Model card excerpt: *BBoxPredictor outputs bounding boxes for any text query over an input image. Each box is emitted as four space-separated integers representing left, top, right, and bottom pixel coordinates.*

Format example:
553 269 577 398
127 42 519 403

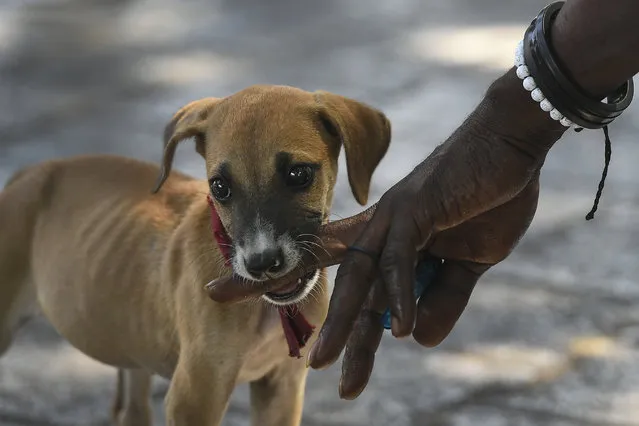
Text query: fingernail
308 337 334 370
307 339 321 368
338 378 363 400
391 316 406 338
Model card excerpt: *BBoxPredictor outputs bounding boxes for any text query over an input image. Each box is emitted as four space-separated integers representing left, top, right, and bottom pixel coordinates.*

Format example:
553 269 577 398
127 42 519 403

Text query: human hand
307 72 568 398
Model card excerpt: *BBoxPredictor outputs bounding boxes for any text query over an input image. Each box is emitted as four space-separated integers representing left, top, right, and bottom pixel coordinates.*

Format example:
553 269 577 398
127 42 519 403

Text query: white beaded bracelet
514 40 582 130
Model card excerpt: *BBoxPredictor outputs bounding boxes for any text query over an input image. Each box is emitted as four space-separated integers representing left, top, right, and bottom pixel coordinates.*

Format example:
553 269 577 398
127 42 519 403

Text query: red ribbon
206 195 233 266
278 305 315 359
206 195 314 358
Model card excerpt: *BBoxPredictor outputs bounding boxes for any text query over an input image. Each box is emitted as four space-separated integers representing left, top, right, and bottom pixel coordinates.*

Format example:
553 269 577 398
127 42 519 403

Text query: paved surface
2 0 639 425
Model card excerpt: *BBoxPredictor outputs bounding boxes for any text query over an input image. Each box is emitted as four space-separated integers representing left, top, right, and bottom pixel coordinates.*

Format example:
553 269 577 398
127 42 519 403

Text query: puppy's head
155 85 390 305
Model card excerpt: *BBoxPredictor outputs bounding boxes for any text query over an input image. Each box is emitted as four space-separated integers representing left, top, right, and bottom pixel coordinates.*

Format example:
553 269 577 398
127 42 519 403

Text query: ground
2 0 639 425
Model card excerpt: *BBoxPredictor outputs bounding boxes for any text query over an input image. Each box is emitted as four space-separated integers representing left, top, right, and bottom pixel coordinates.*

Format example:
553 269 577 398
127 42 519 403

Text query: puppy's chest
236 308 293 383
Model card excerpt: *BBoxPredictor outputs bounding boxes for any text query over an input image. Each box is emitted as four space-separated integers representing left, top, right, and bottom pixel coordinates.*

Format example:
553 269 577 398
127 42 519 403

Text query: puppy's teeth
297 278 302 284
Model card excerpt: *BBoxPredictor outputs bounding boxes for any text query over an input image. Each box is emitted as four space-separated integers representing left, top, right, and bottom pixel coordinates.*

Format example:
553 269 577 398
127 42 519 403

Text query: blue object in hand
381 256 443 330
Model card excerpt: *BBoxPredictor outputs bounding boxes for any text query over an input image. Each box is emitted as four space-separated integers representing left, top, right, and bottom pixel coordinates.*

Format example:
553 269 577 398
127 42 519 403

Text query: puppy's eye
286 165 314 189
210 177 231 201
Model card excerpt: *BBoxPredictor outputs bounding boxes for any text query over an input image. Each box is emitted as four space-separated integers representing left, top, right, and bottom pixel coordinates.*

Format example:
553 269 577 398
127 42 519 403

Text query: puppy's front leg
250 359 309 426
165 355 239 426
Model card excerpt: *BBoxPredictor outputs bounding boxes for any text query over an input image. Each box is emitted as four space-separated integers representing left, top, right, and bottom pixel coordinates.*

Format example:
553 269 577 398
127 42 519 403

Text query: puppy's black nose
245 249 285 277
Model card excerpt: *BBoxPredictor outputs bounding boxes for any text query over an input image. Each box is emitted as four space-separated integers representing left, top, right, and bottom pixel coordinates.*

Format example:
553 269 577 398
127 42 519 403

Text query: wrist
476 68 567 156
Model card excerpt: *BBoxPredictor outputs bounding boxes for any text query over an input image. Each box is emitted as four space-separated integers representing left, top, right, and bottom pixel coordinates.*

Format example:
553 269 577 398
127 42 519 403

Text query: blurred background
2 0 639 425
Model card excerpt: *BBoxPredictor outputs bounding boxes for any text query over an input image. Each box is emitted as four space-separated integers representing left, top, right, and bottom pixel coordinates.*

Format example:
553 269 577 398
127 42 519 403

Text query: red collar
206 195 315 358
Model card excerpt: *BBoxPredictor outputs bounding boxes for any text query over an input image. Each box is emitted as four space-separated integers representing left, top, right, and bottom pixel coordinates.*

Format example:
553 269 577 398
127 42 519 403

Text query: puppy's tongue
269 280 299 295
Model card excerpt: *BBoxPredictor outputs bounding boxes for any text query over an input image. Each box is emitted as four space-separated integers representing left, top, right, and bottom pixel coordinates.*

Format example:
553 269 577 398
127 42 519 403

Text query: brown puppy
0 85 390 425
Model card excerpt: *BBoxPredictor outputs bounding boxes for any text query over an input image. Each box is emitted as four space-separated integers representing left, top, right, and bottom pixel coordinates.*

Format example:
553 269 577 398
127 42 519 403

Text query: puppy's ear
152 97 222 193
314 92 391 205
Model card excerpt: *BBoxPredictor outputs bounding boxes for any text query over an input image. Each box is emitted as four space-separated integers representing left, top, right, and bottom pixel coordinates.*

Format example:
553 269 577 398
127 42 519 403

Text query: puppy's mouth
263 269 320 305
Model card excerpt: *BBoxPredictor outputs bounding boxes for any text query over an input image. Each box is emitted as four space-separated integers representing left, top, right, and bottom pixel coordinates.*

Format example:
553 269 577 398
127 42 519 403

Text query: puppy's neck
170 197 229 289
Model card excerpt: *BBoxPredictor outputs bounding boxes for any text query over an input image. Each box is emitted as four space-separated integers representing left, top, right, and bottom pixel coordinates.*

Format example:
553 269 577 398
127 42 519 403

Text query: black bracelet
516 2 636 220
522 1 634 130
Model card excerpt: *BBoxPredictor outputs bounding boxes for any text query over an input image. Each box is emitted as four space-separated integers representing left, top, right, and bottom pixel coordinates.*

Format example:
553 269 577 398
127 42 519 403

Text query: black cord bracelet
515 1 635 220
522 1 634 130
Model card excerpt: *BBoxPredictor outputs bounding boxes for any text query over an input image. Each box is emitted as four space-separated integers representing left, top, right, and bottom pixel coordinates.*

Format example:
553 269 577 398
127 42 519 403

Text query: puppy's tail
0 163 48 356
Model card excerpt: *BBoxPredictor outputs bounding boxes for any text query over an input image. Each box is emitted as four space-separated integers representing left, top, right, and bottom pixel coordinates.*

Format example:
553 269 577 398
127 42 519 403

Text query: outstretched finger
378 217 424 337
339 278 386 399
412 260 488 347
308 207 390 370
